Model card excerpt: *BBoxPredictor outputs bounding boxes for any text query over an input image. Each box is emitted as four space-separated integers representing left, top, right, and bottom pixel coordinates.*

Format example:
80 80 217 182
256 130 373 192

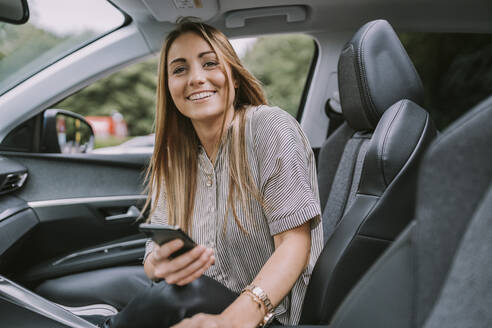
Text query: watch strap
242 284 275 327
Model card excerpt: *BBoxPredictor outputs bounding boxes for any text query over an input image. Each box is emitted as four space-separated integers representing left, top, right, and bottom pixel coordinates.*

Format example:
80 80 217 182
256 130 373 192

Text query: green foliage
0 23 61 57
400 32 492 129
0 23 67 83
242 34 315 117
55 58 158 136
0 22 96 95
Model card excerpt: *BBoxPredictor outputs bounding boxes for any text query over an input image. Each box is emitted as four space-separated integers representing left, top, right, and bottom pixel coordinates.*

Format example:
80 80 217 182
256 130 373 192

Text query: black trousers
100 275 239 328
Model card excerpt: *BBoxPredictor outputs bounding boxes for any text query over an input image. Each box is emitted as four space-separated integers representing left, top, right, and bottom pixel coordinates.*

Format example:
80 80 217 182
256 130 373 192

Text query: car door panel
0 206 37 258
0 152 150 284
4 153 147 201
19 236 148 282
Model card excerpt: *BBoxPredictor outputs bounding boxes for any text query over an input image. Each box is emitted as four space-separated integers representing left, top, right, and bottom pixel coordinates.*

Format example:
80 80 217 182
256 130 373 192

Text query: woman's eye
204 61 218 68
172 66 185 74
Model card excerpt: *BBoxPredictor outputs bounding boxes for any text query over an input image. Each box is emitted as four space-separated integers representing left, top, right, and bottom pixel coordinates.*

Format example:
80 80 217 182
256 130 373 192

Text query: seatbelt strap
325 92 345 137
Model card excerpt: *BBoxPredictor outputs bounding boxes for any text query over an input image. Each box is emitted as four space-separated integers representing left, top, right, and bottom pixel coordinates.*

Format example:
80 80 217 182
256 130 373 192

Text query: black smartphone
139 223 197 258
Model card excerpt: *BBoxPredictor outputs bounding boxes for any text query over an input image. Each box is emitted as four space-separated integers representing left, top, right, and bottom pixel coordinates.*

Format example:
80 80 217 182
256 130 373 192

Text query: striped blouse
145 105 323 325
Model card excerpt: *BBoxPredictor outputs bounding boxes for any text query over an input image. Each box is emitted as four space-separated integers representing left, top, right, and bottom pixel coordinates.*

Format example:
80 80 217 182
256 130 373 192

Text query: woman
107 18 323 328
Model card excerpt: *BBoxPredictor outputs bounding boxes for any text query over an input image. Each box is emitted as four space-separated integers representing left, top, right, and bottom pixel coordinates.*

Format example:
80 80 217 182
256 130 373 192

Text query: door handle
105 205 141 221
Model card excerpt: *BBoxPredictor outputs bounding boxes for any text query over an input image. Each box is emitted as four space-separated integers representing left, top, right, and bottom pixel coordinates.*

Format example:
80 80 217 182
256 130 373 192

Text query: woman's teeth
188 91 215 101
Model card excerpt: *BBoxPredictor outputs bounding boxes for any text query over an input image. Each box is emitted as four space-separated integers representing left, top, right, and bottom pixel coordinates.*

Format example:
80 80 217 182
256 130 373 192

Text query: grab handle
225 6 306 28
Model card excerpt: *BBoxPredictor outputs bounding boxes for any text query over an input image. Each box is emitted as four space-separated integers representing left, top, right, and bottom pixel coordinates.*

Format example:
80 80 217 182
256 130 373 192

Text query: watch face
252 286 262 295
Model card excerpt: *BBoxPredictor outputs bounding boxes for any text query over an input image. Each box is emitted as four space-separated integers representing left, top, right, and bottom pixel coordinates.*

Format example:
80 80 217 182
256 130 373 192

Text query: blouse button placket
205 172 214 187
205 171 217 252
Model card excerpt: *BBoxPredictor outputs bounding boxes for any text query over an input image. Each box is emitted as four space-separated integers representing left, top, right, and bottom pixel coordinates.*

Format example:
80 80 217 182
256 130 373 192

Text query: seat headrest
338 20 424 131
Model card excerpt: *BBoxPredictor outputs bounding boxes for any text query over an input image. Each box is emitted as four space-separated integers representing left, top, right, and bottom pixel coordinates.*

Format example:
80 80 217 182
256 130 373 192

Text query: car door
0 9 153 286
1 132 150 285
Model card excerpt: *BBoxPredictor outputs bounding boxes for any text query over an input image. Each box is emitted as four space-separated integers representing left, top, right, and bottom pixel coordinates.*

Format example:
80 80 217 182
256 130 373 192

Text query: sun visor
141 0 219 22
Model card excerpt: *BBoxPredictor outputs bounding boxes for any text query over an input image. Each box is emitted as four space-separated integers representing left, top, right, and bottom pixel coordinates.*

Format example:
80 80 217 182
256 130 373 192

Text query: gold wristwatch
242 284 275 327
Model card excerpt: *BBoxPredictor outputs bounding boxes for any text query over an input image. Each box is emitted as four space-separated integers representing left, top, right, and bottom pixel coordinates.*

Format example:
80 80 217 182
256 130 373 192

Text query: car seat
324 93 492 328
300 20 436 324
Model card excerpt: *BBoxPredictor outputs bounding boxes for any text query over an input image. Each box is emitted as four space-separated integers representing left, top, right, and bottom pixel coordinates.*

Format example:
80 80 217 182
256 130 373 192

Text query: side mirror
0 0 29 24
42 109 95 154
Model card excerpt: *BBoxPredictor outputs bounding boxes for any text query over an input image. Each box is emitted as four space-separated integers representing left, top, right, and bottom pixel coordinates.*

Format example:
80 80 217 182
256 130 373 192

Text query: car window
0 0 125 96
240 34 316 118
53 34 316 153
54 57 158 151
400 32 492 130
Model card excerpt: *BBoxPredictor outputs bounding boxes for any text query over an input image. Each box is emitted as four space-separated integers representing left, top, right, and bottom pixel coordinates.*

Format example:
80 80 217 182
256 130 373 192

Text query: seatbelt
325 91 345 137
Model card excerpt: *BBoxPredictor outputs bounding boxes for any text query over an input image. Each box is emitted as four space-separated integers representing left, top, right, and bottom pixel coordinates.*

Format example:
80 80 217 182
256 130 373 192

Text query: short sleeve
142 181 168 263
252 107 321 235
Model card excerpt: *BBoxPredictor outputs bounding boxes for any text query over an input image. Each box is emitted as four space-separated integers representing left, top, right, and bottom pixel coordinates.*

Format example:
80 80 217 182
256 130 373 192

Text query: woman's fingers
151 241 214 282
170 244 207 268
175 255 215 286
152 239 186 279
153 239 184 261
165 247 213 284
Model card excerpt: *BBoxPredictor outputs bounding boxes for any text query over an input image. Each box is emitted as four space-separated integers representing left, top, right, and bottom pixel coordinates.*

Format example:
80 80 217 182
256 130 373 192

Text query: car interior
0 0 491 327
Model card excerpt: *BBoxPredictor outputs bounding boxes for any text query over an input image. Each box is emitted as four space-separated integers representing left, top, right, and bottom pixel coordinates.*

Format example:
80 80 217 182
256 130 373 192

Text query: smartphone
139 223 197 258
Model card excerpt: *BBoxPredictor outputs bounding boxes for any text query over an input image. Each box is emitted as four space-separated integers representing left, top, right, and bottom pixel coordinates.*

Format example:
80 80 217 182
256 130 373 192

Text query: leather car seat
326 94 492 328
300 20 437 324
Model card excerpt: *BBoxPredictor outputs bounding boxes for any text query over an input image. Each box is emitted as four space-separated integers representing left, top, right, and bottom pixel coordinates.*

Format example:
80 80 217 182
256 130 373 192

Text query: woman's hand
171 313 228 328
144 239 215 285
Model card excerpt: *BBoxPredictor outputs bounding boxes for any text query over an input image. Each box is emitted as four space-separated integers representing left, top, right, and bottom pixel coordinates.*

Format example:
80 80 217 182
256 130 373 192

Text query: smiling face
166 32 236 126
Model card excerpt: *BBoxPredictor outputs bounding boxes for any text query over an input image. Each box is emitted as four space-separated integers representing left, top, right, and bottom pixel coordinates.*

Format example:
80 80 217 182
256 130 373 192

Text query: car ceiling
114 0 492 53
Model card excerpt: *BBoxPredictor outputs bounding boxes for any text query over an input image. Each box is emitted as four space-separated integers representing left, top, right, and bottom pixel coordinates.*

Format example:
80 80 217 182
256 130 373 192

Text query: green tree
1 22 95 95
55 57 158 136
242 34 315 117
0 23 68 84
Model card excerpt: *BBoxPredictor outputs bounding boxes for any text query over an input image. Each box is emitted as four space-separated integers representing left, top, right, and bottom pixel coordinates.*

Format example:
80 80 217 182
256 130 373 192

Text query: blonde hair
143 18 266 233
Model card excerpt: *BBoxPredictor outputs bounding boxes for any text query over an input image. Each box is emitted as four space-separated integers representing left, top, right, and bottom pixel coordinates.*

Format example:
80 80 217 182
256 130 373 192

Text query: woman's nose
188 66 205 86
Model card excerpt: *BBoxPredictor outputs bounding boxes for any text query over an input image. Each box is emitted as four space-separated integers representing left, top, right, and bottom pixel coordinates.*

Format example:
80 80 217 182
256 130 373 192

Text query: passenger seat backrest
414 96 492 327
422 184 492 328
303 20 436 324
303 100 435 325
329 95 492 328
318 19 425 241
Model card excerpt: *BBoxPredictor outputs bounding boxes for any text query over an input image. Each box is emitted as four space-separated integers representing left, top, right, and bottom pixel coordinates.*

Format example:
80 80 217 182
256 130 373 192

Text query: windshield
0 0 126 96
